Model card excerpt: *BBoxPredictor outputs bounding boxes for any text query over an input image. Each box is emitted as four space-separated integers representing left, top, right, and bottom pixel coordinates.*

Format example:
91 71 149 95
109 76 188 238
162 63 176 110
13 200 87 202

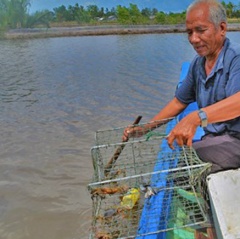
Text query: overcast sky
30 0 240 13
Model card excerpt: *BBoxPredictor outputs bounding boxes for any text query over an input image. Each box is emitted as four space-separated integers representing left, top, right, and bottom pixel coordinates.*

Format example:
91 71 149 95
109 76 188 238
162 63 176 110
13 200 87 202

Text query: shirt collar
200 38 229 81
214 37 229 72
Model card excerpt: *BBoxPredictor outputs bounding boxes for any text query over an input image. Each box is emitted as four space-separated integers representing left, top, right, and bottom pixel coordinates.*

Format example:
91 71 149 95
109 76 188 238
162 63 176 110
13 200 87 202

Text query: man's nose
189 32 200 43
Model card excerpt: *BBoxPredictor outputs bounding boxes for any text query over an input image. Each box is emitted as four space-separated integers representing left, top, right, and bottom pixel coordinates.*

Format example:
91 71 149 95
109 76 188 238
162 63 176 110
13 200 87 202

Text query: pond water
0 31 239 239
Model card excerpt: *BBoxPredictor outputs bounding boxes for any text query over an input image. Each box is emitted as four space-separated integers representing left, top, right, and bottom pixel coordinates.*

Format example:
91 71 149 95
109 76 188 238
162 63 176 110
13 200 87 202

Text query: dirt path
4 23 240 39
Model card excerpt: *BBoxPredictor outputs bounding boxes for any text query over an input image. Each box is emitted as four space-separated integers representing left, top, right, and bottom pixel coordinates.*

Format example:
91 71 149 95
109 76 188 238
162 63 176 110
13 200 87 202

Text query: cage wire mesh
88 118 211 239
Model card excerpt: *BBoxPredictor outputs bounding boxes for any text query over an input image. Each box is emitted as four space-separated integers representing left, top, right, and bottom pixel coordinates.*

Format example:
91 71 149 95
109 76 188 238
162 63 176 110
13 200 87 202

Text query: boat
136 62 240 239
136 62 207 239
88 62 240 239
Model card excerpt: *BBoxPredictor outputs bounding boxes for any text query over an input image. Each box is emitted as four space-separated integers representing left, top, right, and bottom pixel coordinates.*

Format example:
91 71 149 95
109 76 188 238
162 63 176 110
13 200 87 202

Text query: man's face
186 3 226 59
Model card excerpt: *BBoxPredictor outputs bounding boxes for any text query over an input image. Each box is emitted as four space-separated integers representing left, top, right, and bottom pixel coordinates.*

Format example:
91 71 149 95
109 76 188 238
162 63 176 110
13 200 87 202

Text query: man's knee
193 135 240 172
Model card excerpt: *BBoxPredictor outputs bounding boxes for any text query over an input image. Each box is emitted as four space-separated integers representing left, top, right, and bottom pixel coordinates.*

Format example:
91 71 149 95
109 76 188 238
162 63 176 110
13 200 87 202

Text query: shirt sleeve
226 55 240 96
175 57 198 105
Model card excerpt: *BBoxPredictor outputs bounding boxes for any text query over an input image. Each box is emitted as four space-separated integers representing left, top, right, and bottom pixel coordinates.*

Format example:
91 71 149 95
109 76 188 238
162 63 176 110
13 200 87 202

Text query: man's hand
167 111 200 149
122 126 147 142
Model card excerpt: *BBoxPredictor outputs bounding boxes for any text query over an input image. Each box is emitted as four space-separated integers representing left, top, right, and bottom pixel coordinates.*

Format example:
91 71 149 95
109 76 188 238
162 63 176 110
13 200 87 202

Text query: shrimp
91 185 129 197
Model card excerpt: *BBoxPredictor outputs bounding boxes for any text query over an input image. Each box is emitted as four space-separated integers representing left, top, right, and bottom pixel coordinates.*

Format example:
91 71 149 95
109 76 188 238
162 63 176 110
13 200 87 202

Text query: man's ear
220 21 227 36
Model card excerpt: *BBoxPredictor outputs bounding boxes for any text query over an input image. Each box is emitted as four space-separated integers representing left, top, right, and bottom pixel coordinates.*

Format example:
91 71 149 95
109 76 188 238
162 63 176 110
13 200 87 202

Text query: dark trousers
193 133 240 173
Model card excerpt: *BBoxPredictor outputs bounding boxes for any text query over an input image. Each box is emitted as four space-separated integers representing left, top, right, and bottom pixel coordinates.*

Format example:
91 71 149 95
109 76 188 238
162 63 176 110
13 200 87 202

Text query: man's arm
150 97 188 122
122 97 187 141
167 92 240 149
203 91 240 123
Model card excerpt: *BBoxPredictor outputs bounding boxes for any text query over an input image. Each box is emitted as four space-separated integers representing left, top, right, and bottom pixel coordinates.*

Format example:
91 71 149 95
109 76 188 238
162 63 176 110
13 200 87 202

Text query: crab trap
88 118 211 239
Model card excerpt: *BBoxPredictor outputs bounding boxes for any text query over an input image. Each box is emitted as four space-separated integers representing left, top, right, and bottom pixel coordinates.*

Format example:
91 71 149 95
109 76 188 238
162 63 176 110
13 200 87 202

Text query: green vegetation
0 0 53 31
0 0 240 31
0 0 30 30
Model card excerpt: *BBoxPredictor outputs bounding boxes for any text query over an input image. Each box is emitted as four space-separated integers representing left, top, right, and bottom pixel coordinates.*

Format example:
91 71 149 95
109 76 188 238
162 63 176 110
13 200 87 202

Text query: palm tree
0 0 31 29
0 0 9 29
10 0 31 27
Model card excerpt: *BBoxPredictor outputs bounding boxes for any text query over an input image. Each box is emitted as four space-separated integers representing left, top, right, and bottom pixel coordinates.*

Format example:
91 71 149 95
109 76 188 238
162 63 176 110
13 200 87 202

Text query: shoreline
4 23 240 39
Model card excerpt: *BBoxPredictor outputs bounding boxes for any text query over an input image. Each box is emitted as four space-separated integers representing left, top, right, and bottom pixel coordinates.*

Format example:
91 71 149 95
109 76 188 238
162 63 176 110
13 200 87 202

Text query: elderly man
123 0 240 173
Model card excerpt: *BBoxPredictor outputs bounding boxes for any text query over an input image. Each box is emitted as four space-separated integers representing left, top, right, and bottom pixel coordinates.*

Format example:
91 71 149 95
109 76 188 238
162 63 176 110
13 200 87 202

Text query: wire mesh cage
88 118 211 239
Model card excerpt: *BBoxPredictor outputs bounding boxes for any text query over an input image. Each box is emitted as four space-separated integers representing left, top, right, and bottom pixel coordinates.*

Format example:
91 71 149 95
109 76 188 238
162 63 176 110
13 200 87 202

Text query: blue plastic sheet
136 62 204 238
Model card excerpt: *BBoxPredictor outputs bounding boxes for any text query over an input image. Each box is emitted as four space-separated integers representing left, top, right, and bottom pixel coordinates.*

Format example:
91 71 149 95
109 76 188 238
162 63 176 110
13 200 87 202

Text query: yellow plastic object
120 188 140 209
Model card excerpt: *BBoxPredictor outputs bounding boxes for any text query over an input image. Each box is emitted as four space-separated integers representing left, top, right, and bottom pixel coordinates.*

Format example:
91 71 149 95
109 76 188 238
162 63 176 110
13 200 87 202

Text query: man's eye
196 28 207 33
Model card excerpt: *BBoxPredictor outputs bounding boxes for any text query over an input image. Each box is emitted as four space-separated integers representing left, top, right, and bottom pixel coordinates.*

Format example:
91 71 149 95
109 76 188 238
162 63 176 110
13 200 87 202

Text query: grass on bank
31 17 240 28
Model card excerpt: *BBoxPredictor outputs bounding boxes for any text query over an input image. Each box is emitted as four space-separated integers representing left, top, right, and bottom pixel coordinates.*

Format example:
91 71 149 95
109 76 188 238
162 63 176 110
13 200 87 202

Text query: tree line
0 0 240 30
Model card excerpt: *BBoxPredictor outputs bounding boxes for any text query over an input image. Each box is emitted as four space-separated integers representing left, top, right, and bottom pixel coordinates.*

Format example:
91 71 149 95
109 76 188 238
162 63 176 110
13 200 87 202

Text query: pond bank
4 23 240 39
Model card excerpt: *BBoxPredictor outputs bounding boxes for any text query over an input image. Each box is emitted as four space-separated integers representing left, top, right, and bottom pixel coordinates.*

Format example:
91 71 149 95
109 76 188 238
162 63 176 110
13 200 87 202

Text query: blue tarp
136 62 204 239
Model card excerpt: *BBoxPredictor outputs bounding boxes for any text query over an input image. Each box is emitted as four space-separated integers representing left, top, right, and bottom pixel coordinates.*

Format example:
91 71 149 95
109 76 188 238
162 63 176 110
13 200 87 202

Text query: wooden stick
104 115 142 176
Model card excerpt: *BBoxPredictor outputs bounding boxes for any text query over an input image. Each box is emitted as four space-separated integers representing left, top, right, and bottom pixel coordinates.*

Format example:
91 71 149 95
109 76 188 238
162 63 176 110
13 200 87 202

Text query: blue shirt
175 38 240 135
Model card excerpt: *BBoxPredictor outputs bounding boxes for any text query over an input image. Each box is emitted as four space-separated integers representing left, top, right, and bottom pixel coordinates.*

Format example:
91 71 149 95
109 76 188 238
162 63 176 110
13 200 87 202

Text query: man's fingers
122 128 130 141
167 132 175 149
175 136 184 147
167 131 190 149
187 137 193 147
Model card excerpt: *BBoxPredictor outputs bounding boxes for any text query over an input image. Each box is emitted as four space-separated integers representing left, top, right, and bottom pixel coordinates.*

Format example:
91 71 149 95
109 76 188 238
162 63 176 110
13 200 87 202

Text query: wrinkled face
186 3 226 59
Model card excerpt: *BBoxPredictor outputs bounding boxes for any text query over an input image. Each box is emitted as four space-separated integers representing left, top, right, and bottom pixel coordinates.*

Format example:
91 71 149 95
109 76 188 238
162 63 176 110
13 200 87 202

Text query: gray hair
187 0 227 26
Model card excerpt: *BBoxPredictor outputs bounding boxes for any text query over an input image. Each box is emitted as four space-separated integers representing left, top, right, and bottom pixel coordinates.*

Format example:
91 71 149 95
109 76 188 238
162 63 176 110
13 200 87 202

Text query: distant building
95 17 104 21
107 15 117 21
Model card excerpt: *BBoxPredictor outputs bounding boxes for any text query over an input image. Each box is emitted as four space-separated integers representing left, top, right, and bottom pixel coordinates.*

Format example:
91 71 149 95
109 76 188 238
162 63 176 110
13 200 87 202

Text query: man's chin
194 46 207 56
195 49 206 56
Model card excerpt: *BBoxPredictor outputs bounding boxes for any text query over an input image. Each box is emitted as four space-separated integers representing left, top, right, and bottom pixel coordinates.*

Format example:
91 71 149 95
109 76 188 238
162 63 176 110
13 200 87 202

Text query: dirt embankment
4 23 240 39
